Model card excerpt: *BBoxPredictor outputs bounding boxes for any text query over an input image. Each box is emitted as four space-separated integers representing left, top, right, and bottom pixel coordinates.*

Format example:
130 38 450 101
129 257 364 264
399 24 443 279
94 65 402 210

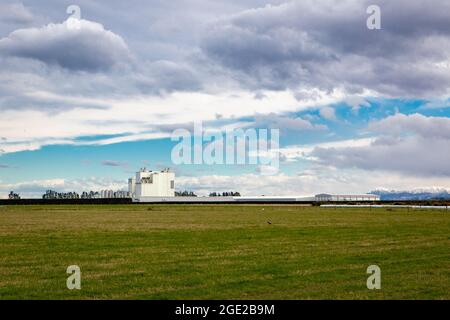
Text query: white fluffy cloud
311 114 450 176
253 113 327 132
369 113 450 139
319 106 336 121
176 168 450 196
0 177 127 199
0 89 343 154
2 165 450 199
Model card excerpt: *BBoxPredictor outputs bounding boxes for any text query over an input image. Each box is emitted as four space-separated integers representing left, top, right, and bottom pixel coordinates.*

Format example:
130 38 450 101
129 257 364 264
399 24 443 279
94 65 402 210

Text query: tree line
209 191 241 197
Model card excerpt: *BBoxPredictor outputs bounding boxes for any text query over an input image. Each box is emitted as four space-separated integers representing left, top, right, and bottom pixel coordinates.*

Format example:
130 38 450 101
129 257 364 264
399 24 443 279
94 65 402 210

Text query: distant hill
370 188 450 200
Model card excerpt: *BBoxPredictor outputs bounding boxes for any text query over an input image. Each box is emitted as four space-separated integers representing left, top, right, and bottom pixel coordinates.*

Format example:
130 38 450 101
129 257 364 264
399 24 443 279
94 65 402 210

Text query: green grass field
0 204 449 299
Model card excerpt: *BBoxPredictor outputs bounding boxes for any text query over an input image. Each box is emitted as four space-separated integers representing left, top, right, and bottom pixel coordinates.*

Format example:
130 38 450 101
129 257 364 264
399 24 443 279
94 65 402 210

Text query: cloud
256 165 279 175
277 137 376 162
176 168 450 197
0 3 34 25
369 113 450 140
344 95 371 112
2 166 450 199
421 99 450 110
0 89 342 154
319 106 336 121
253 113 327 131
101 160 127 167
0 177 127 199
134 60 202 94
201 0 450 97
311 114 450 176
0 18 130 71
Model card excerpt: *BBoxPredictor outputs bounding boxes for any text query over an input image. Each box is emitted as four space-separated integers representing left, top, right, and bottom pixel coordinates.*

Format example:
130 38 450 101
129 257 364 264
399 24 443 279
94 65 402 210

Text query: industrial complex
128 168 380 203
128 167 175 199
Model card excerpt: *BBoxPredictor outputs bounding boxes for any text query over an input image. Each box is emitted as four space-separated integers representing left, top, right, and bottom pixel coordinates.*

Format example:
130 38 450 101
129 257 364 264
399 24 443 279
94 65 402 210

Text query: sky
1 0 450 198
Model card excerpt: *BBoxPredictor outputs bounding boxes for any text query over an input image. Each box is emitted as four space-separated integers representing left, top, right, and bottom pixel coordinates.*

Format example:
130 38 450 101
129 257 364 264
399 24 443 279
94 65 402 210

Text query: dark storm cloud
201 0 450 97
0 19 130 72
2 0 450 115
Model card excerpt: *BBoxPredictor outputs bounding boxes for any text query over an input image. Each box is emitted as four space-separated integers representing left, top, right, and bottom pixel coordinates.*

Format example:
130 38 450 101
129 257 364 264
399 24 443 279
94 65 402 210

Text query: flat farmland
0 204 448 299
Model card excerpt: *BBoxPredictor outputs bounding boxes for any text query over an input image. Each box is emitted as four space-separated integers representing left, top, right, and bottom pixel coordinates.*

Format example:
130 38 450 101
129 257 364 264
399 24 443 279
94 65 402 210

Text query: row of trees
81 191 100 199
42 190 129 199
175 190 197 197
7 190 241 199
174 190 241 197
8 191 20 199
43 190 80 199
209 191 241 197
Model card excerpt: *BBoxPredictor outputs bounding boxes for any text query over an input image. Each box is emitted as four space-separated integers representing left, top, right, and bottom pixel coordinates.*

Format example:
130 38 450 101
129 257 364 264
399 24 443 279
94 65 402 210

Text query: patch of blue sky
0 138 174 183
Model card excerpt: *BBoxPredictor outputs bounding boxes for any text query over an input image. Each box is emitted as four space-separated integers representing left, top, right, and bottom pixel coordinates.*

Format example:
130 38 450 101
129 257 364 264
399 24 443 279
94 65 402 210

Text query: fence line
320 204 449 210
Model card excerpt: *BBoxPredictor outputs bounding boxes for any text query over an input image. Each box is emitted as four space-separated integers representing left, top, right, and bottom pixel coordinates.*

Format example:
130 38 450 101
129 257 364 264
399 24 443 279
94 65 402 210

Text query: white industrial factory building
128 168 175 201
128 168 380 203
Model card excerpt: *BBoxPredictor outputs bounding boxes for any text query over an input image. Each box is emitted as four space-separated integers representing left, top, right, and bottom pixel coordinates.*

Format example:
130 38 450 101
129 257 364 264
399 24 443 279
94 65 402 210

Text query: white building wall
130 168 175 200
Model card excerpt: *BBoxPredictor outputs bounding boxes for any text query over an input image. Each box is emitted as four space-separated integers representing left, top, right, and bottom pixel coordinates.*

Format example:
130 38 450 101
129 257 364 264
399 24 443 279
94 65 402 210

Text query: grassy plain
0 204 448 299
